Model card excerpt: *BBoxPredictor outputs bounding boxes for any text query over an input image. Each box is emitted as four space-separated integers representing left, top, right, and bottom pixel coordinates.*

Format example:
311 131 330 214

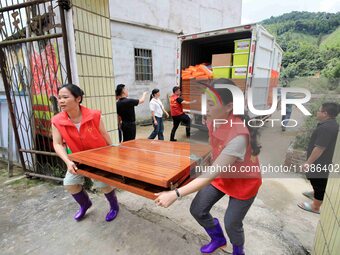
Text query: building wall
71 0 118 143
0 95 18 162
0 75 17 162
109 0 242 120
109 0 242 34
0 74 4 92
110 22 177 121
313 133 340 255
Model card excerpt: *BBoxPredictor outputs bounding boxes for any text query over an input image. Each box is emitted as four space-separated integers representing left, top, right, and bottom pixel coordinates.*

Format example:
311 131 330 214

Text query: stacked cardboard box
211 53 232 78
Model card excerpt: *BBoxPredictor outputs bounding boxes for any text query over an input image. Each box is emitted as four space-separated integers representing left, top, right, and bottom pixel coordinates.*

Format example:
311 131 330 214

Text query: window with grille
134 48 153 81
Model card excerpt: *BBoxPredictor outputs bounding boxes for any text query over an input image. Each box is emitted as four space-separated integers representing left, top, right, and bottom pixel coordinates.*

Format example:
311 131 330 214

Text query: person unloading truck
115 84 147 142
169 86 196 141
155 80 262 255
52 84 119 222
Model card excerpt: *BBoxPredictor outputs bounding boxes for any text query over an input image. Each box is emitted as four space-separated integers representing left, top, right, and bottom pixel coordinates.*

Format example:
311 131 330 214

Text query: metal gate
0 0 72 181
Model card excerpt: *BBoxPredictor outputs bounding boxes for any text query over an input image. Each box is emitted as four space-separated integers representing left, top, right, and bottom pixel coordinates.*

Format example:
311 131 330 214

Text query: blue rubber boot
200 218 227 253
232 244 245 255
72 189 92 221
104 190 119 222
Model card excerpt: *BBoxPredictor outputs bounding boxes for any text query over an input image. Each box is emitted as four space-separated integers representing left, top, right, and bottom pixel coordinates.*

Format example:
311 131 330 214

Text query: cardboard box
211 53 232 67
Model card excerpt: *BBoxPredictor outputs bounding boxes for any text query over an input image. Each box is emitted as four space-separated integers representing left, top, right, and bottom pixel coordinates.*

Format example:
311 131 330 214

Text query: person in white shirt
148 89 169 140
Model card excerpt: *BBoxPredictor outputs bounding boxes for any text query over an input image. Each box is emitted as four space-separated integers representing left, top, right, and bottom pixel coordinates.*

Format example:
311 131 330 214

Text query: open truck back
176 24 283 129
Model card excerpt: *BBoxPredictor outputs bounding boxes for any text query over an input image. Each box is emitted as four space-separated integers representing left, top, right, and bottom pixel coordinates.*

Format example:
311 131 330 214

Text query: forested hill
261 11 340 86
262 11 339 36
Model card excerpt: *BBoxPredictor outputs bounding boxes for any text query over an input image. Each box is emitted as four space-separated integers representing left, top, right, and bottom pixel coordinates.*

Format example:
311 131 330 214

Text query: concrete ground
0 110 319 255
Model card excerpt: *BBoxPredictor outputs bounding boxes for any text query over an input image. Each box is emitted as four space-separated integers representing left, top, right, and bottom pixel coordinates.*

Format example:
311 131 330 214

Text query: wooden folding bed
68 139 211 199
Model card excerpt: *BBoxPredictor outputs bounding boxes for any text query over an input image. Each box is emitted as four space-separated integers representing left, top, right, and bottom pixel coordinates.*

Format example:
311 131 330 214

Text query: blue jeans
282 111 292 123
148 117 164 140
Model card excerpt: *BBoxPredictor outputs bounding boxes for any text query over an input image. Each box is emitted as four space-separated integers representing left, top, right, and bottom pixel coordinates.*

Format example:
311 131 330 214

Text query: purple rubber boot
232 244 245 255
104 190 119 222
71 189 92 221
200 218 227 253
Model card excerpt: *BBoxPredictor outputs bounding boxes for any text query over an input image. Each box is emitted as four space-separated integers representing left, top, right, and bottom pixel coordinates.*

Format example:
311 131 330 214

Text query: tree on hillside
262 11 340 85
263 11 340 36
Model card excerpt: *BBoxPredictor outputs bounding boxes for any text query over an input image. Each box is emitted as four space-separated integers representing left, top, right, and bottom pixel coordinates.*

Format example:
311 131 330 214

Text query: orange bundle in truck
181 64 212 80
196 75 209 80
192 71 205 77
182 74 195 80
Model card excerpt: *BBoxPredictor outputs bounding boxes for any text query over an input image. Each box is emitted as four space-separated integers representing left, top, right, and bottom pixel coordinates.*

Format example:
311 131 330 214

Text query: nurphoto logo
198 83 312 129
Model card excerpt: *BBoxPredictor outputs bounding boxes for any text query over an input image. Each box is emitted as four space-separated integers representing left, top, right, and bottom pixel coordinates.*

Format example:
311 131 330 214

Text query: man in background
115 84 147 142
298 102 339 214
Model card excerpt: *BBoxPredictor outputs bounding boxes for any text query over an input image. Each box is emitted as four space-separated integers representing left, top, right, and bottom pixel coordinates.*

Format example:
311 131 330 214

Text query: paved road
0 110 318 255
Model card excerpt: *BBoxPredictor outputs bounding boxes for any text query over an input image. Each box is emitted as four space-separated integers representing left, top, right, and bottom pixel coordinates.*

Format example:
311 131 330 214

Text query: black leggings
170 113 190 140
190 184 255 246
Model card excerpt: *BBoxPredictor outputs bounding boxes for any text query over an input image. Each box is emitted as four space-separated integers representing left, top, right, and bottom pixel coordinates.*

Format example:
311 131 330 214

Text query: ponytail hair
240 115 261 156
212 79 261 156
150 88 160 101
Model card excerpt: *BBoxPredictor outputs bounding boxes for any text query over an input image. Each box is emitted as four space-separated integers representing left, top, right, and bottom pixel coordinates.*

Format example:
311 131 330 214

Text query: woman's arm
161 105 169 118
99 118 112 145
151 111 157 125
52 125 78 174
154 153 238 208
163 109 169 118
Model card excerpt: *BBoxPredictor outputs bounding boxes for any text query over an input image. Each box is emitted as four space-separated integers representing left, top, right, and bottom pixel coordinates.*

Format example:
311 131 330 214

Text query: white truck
176 24 283 129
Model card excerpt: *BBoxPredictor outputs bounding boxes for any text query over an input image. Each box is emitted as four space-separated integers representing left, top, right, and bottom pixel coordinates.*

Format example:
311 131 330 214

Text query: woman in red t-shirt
52 84 119 222
155 80 262 255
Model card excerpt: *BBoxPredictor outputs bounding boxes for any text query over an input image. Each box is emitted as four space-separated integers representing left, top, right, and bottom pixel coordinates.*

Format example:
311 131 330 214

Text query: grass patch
0 161 56 189
320 27 340 49
290 32 318 46
9 177 45 188
289 77 339 94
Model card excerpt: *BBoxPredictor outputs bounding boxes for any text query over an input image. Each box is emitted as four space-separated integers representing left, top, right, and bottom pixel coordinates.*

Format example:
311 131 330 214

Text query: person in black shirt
115 84 147 142
298 102 339 214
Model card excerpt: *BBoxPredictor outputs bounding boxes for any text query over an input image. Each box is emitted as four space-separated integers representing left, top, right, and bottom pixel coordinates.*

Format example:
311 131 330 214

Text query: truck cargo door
250 25 275 117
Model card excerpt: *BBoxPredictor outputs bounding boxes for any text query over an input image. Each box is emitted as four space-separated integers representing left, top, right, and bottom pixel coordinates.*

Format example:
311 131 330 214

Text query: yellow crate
212 66 231 78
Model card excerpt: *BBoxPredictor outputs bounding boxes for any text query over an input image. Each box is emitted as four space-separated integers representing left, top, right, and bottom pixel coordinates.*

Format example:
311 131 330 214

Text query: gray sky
242 0 340 24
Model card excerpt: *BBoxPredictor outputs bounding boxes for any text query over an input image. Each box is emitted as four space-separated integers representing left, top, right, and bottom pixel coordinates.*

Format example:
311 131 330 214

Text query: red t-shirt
170 94 184 116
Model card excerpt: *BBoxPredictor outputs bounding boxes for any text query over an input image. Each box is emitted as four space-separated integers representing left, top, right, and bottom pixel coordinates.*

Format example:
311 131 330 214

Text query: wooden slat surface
69 139 210 188
76 169 162 200
76 168 192 200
